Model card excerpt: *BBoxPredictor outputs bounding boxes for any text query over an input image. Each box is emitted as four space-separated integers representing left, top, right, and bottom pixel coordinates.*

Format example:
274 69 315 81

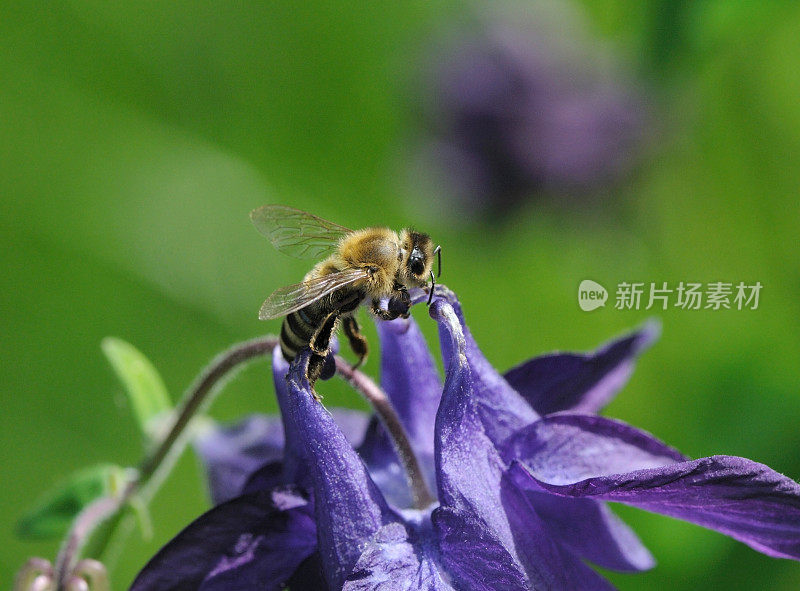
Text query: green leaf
101 337 171 440
16 464 128 540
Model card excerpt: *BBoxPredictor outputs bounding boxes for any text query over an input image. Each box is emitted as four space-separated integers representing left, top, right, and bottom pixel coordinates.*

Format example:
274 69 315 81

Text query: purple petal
377 315 442 458
429 298 532 586
500 413 686 483
272 346 370 485
499 476 618 591
285 349 401 590
503 321 659 414
432 507 531 591
357 418 414 509
500 414 676 572
352 315 441 509
240 461 285 496
511 455 800 561
432 287 539 444
195 404 369 504
330 408 372 448
429 299 510 522
194 415 284 505
343 522 454 590
130 487 316 591
525 493 655 572
272 347 304 484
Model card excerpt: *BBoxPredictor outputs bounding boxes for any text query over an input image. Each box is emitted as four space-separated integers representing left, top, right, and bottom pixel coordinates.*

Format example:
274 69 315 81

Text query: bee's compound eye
409 258 424 275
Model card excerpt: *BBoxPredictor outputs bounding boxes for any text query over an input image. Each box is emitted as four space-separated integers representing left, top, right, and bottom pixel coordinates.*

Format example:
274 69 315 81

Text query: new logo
578 280 608 311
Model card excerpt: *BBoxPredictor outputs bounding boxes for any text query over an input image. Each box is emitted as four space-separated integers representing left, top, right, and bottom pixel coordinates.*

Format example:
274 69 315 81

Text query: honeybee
251 205 441 389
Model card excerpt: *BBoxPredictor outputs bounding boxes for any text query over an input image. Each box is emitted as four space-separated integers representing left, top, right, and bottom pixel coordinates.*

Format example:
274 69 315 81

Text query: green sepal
101 337 171 441
16 463 130 540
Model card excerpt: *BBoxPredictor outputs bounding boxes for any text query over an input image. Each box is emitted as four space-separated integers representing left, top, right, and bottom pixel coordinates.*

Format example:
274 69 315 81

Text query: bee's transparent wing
250 205 353 259
258 267 369 320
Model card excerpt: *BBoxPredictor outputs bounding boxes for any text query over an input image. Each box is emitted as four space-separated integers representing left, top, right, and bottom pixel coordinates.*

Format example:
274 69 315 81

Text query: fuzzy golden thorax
327 227 402 297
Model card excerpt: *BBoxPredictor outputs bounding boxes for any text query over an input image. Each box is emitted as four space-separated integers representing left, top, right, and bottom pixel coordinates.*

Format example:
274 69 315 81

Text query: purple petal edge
524 492 655 573
511 455 800 561
503 321 660 415
194 415 285 505
130 487 316 591
500 413 686 484
429 298 532 588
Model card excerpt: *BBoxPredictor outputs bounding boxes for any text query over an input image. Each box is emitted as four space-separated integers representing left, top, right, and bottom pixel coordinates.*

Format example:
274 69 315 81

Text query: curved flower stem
335 356 435 510
137 336 279 484
53 497 117 588
51 336 279 590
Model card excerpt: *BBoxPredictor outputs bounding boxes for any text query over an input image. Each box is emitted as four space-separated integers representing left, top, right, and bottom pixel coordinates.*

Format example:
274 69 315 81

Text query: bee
251 205 441 389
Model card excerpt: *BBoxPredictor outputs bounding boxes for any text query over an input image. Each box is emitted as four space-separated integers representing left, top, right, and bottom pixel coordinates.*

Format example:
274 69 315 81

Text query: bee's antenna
427 269 436 306
433 245 442 278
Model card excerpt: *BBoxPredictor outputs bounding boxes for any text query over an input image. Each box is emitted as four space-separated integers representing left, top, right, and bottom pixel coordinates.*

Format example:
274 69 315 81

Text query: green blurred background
2 1 799 589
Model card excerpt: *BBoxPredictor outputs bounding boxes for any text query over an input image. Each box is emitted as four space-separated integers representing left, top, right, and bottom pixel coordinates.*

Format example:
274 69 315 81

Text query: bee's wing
258 267 369 320
250 205 353 259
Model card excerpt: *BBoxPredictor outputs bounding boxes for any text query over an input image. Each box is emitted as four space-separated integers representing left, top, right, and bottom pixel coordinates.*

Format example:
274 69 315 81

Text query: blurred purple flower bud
419 10 650 216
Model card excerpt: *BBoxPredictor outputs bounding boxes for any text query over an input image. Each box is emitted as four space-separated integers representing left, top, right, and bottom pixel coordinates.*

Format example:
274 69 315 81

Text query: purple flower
419 15 649 216
132 288 800 590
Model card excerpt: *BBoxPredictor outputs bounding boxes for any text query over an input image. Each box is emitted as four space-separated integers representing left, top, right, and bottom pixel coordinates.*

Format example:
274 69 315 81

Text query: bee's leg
391 283 412 318
341 315 368 369
309 311 339 355
307 311 340 400
371 299 394 320
389 289 412 319
306 354 325 400
371 285 411 321
306 353 335 399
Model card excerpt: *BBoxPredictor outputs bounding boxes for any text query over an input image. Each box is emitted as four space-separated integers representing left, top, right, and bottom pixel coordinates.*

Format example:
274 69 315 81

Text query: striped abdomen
280 304 327 362
279 286 367 362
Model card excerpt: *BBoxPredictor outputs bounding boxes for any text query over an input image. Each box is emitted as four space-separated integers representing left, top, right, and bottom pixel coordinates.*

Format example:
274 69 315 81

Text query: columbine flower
132 288 800 590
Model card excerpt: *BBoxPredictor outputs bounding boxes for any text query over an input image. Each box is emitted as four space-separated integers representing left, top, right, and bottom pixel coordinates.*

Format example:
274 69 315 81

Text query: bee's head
399 230 440 287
